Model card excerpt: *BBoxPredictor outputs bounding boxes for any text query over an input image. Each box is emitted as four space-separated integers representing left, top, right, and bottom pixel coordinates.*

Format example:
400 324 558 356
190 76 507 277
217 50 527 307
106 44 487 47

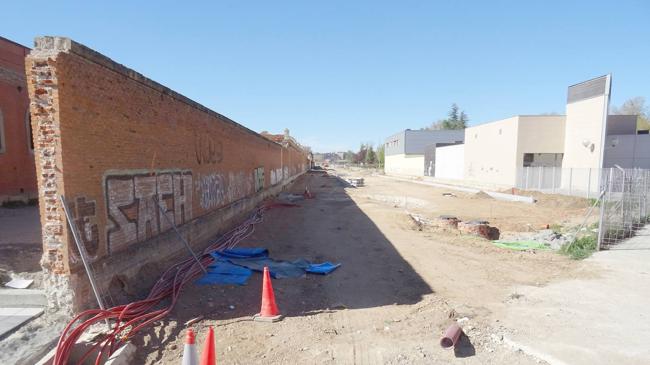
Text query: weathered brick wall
0 37 37 203
26 37 309 312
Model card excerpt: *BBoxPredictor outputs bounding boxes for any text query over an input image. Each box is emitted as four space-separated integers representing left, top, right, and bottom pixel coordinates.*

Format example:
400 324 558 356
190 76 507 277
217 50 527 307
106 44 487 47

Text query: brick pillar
26 37 74 313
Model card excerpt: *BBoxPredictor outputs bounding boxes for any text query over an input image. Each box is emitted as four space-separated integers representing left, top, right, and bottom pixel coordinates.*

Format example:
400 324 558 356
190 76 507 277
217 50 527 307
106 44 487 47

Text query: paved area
500 230 650 365
0 206 41 245
0 206 46 347
0 307 44 340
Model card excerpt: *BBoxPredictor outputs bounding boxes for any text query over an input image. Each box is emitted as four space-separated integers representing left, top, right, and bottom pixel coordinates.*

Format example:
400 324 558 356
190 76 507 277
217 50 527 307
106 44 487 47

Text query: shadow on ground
133 171 434 362
454 333 476 358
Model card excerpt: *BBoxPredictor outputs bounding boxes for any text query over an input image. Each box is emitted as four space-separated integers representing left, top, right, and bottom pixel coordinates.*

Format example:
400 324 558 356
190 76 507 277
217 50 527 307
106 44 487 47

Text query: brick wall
26 37 309 312
0 37 37 203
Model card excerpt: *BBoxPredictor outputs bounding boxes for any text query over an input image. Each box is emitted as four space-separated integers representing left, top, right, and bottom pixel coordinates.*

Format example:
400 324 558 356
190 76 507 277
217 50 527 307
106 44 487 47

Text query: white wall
562 94 609 169
435 144 464 180
464 116 519 186
385 154 425 176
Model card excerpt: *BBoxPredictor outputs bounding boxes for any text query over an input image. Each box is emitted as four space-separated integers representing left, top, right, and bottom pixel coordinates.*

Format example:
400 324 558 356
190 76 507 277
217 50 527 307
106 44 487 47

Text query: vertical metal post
60 195 110 328
587 168 592 200
552 166 556 193
597 168 614 250
621 169 627 236
643 170 648 221
525 167 529 190
153 196 207 273
638 170 643 229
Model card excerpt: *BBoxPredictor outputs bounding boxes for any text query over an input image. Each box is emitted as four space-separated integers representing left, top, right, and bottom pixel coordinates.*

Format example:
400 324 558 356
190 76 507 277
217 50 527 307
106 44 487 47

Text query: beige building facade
463 115 566 186
387 75 646 190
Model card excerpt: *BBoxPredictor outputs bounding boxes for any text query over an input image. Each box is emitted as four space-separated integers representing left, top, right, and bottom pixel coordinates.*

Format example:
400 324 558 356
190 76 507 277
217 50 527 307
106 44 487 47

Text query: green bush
560 235 597 260
587 198 600 207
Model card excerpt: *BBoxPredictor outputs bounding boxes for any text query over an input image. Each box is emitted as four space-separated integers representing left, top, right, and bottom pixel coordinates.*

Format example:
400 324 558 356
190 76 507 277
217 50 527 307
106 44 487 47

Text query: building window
523 153 534 167
25 109 34 151
0 107 5 154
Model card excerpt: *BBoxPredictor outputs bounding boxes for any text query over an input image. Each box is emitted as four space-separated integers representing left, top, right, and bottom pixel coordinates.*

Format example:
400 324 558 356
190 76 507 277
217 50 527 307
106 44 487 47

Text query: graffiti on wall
253 167 264 192
67 196 100 263
270 168 283 185
194 170 257 211
105 171 192 254
195 172 226 210
194 133 223 165
226 171 255 204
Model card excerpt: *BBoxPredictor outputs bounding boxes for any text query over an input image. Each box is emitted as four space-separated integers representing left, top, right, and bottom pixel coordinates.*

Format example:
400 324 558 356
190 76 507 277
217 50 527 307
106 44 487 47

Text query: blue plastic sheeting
196 247 341 285
305 262 341 274
195 261 252 286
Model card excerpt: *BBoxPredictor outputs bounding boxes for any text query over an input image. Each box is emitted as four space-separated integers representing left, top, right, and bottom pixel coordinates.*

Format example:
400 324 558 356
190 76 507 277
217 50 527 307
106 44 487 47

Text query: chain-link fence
517 166 650 250
516 166 601 198
598 168 650 249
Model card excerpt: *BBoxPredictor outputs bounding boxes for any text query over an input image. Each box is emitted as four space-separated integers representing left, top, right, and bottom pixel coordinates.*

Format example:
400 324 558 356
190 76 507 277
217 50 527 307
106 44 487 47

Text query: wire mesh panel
598 168 650 249
516 167 601 198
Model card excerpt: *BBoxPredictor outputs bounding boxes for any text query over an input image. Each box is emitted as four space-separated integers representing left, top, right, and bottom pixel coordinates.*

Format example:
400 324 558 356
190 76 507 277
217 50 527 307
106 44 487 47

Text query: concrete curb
377 174 535 204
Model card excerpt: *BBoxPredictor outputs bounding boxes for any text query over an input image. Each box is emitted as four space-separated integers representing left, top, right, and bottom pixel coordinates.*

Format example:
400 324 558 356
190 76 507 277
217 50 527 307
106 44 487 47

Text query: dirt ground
0 205 43 286
133 169 593 364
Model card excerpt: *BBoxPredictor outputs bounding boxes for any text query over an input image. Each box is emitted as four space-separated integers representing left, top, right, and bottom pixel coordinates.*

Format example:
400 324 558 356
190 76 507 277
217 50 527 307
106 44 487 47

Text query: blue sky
2 1 648 152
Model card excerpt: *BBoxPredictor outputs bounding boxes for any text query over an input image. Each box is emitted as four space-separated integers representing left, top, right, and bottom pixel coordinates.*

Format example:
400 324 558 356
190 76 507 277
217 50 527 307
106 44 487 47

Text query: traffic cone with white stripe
182 328 199 365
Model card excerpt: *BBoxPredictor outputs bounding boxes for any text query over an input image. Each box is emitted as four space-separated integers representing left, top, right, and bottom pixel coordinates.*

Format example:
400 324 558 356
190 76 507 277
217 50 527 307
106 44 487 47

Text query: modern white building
384 129 464 176
384 75 648 195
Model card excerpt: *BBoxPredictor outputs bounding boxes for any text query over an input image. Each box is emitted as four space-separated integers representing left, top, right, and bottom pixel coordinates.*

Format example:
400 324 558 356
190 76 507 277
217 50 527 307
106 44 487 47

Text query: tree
611 97 650 131
425 103 468 130
365 145 376 165
377 144 385 168
458 111 468 128
343 150 356 162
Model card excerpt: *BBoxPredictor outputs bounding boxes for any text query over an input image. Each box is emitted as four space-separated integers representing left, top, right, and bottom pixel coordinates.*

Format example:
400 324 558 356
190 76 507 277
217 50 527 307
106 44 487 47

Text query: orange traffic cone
253 267 284 322
200 326 216 365
182 328 199 365
304 186 314 199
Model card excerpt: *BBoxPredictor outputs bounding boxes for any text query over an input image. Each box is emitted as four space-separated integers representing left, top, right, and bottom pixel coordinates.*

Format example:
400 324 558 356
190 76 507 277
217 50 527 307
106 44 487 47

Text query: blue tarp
196 247 341 285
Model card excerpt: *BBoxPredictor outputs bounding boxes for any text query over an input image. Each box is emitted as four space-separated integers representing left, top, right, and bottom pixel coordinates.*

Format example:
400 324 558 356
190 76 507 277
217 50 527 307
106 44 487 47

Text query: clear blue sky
2 1 648 152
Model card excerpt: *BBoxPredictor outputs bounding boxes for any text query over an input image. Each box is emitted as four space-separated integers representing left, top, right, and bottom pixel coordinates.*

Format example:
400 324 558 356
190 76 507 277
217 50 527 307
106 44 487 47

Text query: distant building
383 75 648 194
0 36 36 204
384 129 464 176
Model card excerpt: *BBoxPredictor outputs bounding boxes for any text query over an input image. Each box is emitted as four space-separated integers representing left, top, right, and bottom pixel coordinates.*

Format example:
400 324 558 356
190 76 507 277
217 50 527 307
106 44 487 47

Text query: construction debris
440 323 463 348
498 229 571 250
458 221 500 240
277 192 305 203
4 278 33 289
345 177 364 187
409 213 499 239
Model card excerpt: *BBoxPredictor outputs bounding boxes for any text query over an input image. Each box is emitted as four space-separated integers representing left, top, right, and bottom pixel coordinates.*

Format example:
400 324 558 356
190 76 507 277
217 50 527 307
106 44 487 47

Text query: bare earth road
134 170 648 364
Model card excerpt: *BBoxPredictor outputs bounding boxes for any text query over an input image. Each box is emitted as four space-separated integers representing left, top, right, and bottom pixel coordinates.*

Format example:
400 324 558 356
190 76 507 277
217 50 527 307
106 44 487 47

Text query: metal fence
598 168 650 249
517 166 650 249
516 167 602 198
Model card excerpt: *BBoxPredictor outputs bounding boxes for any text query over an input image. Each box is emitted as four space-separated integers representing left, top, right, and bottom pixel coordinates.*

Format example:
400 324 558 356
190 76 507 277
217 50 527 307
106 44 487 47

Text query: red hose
53 202 284 364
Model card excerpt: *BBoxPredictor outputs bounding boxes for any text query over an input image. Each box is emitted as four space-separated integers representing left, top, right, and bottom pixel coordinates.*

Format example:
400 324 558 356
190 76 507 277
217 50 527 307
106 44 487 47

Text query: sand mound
471 190 494 200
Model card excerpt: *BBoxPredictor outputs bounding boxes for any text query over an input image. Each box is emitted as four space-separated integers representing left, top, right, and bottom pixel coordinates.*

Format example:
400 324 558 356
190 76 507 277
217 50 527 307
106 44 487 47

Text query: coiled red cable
53 202 297 365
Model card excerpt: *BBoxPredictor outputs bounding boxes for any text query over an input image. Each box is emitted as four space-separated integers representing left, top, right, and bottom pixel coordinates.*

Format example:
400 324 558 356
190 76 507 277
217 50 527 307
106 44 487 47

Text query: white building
384 75 648 195
384 129 464 176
